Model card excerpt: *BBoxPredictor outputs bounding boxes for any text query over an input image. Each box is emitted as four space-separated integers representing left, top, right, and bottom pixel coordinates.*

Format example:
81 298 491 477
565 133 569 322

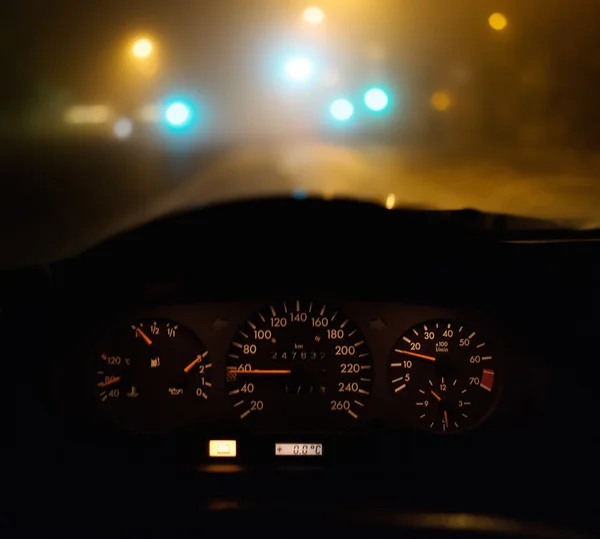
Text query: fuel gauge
94 319 212 433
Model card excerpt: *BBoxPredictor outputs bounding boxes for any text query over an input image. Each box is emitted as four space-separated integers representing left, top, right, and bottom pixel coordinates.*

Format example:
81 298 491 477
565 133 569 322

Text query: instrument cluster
75 299 511 443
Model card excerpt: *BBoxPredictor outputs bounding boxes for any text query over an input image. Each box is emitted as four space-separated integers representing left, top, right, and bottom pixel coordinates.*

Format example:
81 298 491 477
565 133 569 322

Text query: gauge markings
225 300 374 432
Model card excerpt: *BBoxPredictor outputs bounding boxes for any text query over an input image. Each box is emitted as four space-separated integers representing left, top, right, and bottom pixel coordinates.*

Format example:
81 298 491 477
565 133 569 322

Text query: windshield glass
2 0 600 243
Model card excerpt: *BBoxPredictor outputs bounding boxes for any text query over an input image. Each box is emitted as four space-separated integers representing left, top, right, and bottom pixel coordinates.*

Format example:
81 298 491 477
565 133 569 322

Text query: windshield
2 0 600 244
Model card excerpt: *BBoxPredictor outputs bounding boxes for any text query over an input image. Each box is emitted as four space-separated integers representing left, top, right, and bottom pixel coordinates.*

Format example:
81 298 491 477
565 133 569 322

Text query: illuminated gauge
225 300 374 433
94 319 212 432
388 320 501 434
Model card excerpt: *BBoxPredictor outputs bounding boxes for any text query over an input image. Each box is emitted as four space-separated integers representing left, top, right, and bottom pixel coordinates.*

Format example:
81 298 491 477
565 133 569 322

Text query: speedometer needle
233 370 291 374
397 350 436 362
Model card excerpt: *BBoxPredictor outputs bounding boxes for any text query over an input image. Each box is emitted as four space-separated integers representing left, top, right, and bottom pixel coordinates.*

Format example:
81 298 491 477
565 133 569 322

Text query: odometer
225 300 374 433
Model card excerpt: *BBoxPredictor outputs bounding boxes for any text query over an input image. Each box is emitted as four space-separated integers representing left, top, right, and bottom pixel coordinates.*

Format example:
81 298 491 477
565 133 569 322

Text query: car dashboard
7 199 600 537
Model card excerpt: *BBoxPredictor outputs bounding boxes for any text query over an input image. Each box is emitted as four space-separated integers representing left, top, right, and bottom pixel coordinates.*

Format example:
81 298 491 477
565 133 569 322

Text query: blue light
364 88 389 111
165 101 191 127
284 56 314 82
330 98 354 121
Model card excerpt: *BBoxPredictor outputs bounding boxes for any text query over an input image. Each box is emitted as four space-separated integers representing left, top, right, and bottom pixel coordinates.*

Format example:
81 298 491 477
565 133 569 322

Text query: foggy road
2 142 600 269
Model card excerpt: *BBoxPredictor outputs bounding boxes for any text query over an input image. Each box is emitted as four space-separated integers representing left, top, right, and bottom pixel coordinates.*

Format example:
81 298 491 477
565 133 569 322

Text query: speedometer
225 300 374 433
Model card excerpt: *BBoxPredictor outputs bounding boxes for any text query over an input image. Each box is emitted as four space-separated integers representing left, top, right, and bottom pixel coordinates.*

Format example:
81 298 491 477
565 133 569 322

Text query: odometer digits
226 300 373 433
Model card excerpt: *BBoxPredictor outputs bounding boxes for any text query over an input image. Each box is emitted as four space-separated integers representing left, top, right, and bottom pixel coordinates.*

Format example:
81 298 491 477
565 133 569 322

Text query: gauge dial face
95 319 212 432
225 300 374 433
388 320 500 434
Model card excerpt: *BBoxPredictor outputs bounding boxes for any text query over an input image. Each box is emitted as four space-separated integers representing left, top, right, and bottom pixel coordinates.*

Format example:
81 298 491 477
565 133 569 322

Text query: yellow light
488 13 508 31
132 38 153 58
64 105 111 125
385 194 396 210
303 6 325 25
431 91 452 112
209 440 237 458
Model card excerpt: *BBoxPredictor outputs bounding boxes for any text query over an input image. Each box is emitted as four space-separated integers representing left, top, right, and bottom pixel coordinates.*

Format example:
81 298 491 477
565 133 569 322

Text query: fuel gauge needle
134 327 153 346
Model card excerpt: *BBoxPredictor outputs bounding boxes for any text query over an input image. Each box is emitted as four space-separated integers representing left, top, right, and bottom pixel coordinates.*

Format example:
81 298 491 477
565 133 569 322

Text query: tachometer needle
135 327 153 346
98 376 121 388
397 350 436 362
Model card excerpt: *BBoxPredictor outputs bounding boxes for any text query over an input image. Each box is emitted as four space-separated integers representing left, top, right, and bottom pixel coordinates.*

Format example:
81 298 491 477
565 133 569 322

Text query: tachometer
388 319 501 434
225 300 373 433
95 319 212 432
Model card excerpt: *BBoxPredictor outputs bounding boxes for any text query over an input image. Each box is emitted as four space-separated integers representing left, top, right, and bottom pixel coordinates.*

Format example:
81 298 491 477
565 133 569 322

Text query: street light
132 38 153 58
488 13 508 31
364 88 390 112
165 102 191 127
330 98 354 121
303 6 325 25
284 57 313 82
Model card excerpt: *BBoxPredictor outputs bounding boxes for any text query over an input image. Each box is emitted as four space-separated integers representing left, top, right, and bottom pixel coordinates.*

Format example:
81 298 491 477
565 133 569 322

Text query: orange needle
430 390 442 402
232 370 291 374
135 327 152 346
98 376 120 388
397 350 436 362
443 410 449 427
184 355 202 374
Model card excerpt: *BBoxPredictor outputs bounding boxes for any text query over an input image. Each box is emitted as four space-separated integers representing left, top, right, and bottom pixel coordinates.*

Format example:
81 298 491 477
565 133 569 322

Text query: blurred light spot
165 102 191 127
488 13 507 31
113 117 133 139
285 57 313 81
364 88 389 111
431 91 452 111
385 193 396 210
330 99 354 121
138 104 159 123
293 188 308 199
304 6 325 25
64 105 111 125
132 38 153 58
